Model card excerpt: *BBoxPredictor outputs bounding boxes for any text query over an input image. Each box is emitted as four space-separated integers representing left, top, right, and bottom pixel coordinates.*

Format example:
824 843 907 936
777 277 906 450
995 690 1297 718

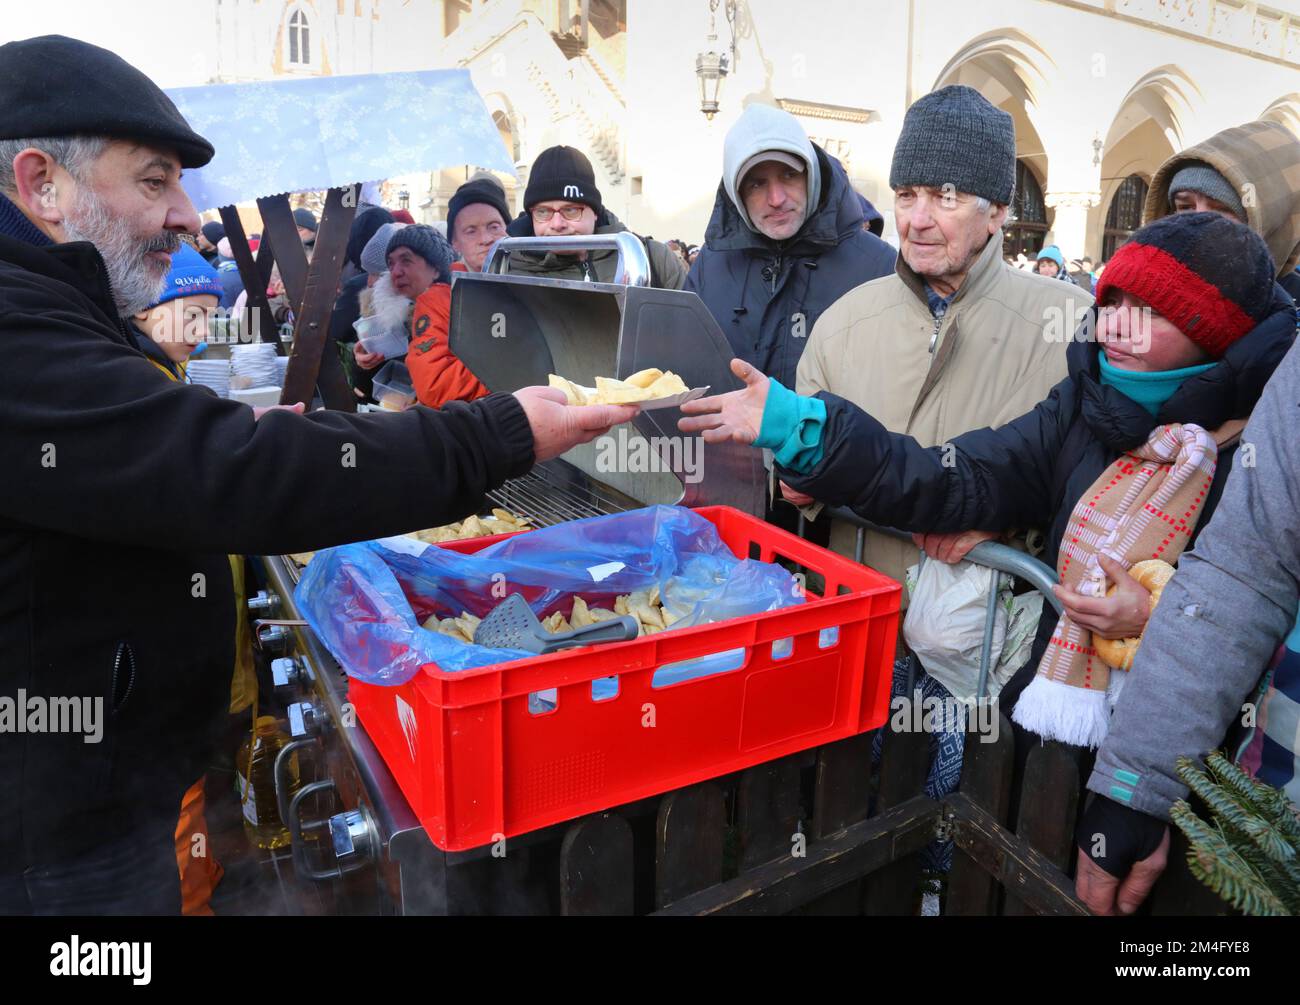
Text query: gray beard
365 273 414 329
62 187 181 317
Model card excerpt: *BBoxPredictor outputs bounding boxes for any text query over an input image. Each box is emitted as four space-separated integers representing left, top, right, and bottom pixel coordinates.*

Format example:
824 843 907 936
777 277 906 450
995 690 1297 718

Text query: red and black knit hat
1095 211 1276 358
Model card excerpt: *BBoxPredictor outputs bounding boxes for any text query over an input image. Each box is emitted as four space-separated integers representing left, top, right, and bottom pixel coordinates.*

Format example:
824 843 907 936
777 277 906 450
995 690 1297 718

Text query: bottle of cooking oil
237 715 299 850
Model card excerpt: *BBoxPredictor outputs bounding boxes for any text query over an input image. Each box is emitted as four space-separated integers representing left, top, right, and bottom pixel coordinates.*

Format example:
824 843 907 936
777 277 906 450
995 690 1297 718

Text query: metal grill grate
281 462 631 588
488 461 631 528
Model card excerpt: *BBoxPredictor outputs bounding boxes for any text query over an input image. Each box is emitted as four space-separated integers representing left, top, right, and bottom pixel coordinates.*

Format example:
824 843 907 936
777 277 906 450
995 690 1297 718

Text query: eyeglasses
532 205 586 222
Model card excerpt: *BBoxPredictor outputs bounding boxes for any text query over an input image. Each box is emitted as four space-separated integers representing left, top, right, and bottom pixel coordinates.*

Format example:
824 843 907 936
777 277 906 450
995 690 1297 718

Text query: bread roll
1092 559 1176 671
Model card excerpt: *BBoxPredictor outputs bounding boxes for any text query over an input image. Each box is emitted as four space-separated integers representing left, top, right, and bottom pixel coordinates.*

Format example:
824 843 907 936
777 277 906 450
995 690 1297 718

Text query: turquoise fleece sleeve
753 378 827 474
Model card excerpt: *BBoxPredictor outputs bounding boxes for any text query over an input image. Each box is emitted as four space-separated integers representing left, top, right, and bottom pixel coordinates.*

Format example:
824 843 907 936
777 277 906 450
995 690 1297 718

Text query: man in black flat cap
0 35 635 916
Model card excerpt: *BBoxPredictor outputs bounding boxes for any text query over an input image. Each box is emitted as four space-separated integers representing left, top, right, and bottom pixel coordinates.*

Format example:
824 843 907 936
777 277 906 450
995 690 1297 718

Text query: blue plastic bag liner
294 506 803 686
166 70 516 210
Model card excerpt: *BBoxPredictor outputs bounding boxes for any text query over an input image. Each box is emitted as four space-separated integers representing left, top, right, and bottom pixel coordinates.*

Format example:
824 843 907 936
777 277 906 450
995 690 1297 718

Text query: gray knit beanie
889 85 1016 205
1167 162 1247 220
361 222 405 277
386 224 453 283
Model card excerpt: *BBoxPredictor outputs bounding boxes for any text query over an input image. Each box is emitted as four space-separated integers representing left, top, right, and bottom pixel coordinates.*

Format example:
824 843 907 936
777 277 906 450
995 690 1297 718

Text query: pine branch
1205 752 1300 844
1171 801 1290 916
1204 753 1274 819
1224 827 1300 915
1178 755 1299 866
1172 755 1300 915
1178 757 1249 826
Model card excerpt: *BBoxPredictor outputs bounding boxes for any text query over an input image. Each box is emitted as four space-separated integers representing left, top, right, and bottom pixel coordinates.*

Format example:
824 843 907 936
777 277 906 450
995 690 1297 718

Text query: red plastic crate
349 505 900 851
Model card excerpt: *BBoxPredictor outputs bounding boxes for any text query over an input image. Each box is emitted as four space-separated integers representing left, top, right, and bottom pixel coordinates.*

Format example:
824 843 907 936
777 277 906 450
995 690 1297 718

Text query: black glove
1075 795 1167 878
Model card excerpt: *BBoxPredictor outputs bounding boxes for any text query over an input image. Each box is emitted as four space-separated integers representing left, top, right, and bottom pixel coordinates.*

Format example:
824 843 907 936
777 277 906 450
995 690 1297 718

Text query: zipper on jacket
928 314 942 354
111 641 137 712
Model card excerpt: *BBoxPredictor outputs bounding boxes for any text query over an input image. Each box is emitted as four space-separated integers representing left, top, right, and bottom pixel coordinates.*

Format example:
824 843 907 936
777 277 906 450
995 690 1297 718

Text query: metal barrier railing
797 506 1062 701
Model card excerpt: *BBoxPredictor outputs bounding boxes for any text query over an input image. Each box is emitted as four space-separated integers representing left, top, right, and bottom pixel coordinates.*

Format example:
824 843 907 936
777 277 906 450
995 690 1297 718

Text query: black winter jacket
685 145 896 389
0 234 535 870
781 294 1296 708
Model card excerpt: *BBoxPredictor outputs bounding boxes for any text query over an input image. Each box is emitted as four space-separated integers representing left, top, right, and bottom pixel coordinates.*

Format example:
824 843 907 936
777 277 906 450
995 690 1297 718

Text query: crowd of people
0 32 1297 918
676 85 1300 916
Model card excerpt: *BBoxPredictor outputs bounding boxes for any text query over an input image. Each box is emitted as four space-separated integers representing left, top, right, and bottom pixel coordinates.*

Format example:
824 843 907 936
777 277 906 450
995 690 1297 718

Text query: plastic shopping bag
902 558 1024 702
295 505 803 685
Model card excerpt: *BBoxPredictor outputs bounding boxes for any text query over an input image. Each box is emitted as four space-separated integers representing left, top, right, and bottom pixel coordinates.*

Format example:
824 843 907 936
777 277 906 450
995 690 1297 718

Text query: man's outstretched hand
677 358 770 445
513 386 639 463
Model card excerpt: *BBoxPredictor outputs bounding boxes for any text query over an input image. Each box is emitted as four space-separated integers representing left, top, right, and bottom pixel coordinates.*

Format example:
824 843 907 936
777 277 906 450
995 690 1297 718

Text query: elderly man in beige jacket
787 85 1093 604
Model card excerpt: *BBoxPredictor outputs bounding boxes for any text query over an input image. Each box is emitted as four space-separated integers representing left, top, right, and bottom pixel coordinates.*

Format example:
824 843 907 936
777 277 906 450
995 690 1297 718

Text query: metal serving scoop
475 593 640 655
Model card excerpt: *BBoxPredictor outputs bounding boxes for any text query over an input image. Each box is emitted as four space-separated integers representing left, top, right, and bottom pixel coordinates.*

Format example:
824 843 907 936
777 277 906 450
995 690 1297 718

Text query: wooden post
801 732 877 914
217 206 277 349
654 796 939 916
254 230 278 298
945 792 1089 915
861 714 931 915
559 813 635 915
279 185 357 411
945 713 1014 915
811 733 875 837
1003 740 1081 915
736 753 804 871
257 194 309 313
654 782 726 910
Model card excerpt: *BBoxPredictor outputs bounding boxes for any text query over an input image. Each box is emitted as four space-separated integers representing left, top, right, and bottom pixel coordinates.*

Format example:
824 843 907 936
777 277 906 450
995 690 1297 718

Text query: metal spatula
475 593 640 655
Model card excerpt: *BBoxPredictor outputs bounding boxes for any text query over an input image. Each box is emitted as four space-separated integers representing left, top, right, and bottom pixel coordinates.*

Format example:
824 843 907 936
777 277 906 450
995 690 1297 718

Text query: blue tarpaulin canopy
165 70 516 211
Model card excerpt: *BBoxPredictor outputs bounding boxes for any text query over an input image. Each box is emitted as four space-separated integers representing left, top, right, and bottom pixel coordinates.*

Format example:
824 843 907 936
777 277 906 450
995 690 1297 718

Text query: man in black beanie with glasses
504 144 686 289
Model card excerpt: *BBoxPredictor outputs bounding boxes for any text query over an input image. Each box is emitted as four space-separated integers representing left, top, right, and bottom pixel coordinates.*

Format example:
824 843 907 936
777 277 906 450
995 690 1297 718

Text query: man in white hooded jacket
686 103 896 392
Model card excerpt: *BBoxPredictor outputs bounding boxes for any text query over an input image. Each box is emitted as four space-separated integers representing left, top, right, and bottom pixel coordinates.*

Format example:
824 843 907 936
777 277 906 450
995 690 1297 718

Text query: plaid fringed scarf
1011 423 1220 748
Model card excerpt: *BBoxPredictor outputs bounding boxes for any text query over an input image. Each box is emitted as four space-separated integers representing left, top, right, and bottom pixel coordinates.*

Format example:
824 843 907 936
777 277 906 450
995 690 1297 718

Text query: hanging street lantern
696 49 728 120
695 0 737 120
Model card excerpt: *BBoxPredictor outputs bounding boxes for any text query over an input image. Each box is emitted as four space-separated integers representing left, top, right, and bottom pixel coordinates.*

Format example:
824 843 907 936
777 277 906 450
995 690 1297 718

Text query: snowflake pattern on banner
166 70 517 211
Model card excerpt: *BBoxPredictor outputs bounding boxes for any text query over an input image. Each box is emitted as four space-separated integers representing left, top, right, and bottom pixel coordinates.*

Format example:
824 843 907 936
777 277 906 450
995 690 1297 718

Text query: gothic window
1102 175 1149 262
1003 159 1048 258
288 7 311 66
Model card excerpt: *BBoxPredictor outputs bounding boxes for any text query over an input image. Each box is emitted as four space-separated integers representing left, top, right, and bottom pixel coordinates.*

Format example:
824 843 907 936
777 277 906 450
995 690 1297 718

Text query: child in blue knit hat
129 243 224 380
122 240 230 915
